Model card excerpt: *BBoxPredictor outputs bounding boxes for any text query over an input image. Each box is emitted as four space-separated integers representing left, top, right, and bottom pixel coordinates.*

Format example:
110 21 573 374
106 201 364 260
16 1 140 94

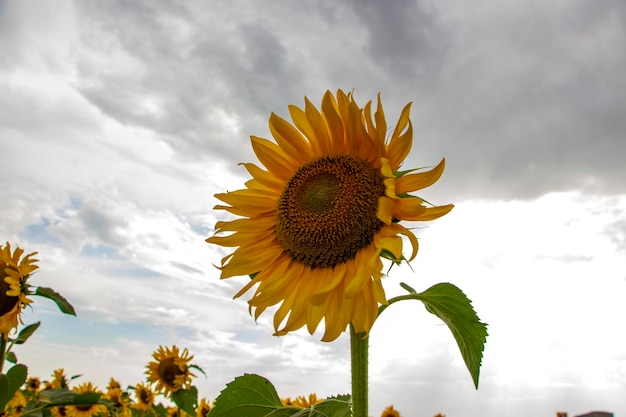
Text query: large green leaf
0 364 28 410
208 374 300 417
172 386 198 417
291 397 351 417
382 282 488 388
34 287 76 316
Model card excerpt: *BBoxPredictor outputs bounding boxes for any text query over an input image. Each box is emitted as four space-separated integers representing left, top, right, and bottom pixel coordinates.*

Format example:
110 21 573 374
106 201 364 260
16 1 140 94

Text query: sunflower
4 391 26 417
25 377 41 393
207 90 453 341
0 242 38 336
50 368 69 390
106 378 121 391
196 398 212 417
291 393 322 408
131 383 154 413
145 345 195 397
380 405 401 417
65 382 107 417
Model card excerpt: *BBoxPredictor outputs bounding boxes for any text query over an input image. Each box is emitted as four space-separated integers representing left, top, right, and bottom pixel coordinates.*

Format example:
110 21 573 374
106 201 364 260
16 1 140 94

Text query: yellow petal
251 136 297 180
376 196 395 225
396 158 446 194
269 113 314 162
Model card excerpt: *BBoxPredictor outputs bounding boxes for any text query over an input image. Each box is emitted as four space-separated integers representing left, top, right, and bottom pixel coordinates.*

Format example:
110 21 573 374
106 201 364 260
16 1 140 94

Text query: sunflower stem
0 334 6 373
350 324 368 417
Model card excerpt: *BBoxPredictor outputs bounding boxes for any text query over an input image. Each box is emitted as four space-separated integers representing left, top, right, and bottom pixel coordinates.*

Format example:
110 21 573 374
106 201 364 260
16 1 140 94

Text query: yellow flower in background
104 387 128 410
380 405 402 417
145 345 195 397
207 90 453 341
4 391 26 416
50 368 69 390
0 242 38 336
196 398 212 417
65 383 107 417
131 383 154 413
25 377 41 393
107 378 121 391
51 406 68 417
291 393 322 408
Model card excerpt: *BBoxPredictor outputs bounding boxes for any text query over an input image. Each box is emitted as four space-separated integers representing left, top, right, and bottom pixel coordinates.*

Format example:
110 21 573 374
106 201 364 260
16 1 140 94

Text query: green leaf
0 364 28 410
5 351 17 364
34 287 76 316
39 388 78 404
13 322 41 345
291 397 351 417
0 374 9 411
172 386 198 417
413 283 488 388
208 374 299 417
7 364 27 393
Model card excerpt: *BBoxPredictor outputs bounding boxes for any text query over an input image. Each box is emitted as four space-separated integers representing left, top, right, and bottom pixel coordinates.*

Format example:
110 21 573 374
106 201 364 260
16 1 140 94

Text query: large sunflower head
207 90 453 341
0 242 38 336
145 345 196 398
65 382 107 417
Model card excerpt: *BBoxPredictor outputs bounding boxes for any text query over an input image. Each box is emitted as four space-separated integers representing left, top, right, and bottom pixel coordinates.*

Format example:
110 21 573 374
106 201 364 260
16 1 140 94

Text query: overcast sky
2 1 626 416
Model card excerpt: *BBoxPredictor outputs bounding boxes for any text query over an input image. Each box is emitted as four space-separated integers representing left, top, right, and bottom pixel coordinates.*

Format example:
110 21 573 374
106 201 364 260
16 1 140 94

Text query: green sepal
0 364 28 410
12 322 41 345
190 364 207 377
208 374 300 417
172 386 198 417
380 282 488 388
34 287 76 316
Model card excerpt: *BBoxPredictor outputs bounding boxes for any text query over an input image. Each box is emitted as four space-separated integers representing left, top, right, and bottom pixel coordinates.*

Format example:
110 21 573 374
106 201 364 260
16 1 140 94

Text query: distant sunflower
207 90 453 341
380 405 402 417
65 383 107 417
25 377 41 393
107 378 121 391
196 398 212 417
4 391 26 416
145 345 195 397
132 383 154 413
291 393 322 408
0 242 38 336
50 368 69 389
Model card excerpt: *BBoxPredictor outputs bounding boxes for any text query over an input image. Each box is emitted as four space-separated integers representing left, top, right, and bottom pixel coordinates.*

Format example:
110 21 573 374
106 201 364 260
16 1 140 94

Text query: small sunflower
207 90 453 341
381 405 402 417
196 398 212 417
145 345 196 397
291 393 322 408
65 383 107 417
131 383 154 413
50 368 69 389
25 377 41 393
0 242 38 336
51 406 68 417
104 387 128 410
4 391 26 416
106 378 121 391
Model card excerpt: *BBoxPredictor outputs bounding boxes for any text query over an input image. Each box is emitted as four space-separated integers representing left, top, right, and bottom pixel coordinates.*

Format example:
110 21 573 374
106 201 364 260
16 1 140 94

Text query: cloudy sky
2 0 625 416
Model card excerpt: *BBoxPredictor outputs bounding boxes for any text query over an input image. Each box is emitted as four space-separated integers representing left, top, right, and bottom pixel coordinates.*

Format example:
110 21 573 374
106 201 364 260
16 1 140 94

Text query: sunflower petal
396 158 446 194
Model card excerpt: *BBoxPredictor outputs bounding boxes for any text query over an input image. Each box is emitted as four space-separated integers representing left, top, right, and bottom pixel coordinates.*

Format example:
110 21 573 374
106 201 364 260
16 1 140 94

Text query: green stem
0 334 7 373
350 324 368 417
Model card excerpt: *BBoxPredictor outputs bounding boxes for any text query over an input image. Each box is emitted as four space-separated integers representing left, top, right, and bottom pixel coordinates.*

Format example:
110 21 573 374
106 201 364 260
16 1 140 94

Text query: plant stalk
350 324 368 417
